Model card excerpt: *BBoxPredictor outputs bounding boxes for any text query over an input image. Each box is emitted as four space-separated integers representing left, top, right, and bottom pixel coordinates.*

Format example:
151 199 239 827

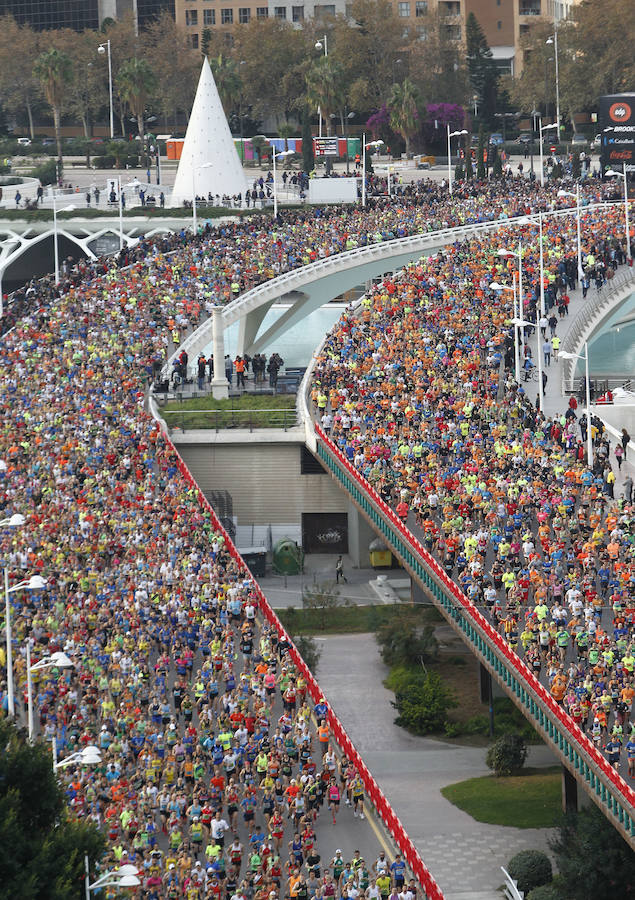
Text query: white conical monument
171 58 248 206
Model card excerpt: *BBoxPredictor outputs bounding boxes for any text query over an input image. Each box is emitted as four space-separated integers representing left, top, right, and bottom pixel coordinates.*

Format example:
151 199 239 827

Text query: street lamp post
605 165 631 262
52 193 75 283
85 862 141 900
314 35 328 139
560 344 593 465
97 41 114 140
1 513 27 716
53 743 101 775
513 310 544 413
271 147 293 218
26 648 73 742
447 127 468 196
491 281 520 382
539 120 558 187
362 132 366 207
538 211 546 316
497 241 524 358
545 31 560 138
557 186 584 278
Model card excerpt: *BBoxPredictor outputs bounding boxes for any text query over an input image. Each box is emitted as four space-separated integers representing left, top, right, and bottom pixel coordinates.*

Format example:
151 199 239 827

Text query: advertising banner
600 94 635 174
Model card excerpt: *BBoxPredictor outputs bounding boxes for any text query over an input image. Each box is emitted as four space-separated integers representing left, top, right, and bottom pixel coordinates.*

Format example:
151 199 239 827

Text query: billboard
314 137 339 157
599 93 635 174
308 177 358 205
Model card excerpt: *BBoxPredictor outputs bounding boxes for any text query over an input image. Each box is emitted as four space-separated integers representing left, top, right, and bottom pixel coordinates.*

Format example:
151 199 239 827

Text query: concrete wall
176 439 347 525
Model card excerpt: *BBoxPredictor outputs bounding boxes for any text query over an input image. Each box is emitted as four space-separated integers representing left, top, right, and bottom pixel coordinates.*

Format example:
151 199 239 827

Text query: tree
507 851 552 896
0 15 43 140
376 612 438 667
301 581 344 630
33 48 73 178
49 28 106 140
292 634 322 672
116 57 156 147
306 56 345 137
101 13 140 136
549 804 635 900
476 125 486 179
210 53 243 116
388 78 420 156
485 733 528 775
141 11 199 131
388 668 457 734
466 13 499 127
302 107 314 172
408 12 468 109
0 718 104 898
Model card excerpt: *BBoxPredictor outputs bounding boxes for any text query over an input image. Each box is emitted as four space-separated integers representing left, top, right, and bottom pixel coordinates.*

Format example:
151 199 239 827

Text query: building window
257 6 268 16
498 19 502 27
314 4 336 16
415 0 427 13
185 9 198 25
398 1 410 15
189 33 199 49
203 9 215 24
416 24 428 37
239 7 251 21
274 6 287 17
292 5 304 20
221 8 234 23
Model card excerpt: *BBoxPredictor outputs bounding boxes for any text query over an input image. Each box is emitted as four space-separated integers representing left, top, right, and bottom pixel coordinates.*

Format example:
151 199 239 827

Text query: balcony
519 2 542 14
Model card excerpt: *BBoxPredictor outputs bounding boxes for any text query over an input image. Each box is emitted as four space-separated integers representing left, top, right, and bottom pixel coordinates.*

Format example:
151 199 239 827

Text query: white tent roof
171 58 248 206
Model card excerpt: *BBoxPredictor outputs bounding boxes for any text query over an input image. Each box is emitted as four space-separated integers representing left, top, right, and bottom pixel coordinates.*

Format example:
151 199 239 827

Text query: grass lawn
441 767 562 828
162 392 297 429
276 603 443 635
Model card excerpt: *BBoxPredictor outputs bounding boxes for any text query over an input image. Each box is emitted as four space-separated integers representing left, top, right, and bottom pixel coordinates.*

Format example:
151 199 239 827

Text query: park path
315 633 558 900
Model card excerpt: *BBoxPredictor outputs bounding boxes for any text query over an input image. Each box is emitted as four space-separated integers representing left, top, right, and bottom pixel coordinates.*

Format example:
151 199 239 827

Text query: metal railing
312 424 635 847
161 406 298 433
165 200 627 378
560 267 635 392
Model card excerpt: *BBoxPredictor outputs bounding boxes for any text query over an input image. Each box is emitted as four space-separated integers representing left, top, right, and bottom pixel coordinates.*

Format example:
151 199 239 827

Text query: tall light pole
271 147 293 218
97 41 114 139
1 513 27 716
497 242 524 358
538 211 546 316
447 127 468 195
26 648 73 742
52 193 75 283
560 344 593 465
545 31 560 139
362 132 366 208
85 862 141 900
539 120 558 187
557 187 584 278
605 166 631 262
314 35 328 139
491 281 520 383
514 310 544 412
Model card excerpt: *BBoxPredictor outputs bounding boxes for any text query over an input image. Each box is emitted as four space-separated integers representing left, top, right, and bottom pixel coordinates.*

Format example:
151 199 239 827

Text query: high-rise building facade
0 0 175 31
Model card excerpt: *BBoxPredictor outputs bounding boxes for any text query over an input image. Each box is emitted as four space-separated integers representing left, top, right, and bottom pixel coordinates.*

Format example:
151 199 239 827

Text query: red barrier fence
314 425 635 809
163 433 445 900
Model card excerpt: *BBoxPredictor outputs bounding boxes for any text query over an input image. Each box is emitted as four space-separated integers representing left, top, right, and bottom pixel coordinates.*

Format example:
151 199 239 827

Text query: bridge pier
237 301 275 357
347 500 377 568
479 664 495 737
211 307 229 399
562 765 578 814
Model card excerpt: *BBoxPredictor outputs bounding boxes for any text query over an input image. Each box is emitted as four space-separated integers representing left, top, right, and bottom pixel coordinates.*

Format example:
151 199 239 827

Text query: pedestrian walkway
314 634 557 900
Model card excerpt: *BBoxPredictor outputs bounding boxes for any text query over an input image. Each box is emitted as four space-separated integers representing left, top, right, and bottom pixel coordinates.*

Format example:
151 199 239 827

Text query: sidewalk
520 267 635 497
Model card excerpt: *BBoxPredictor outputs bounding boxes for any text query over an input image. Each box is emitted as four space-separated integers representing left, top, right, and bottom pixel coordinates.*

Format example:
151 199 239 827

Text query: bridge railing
162 431 445 900
312 424 635 847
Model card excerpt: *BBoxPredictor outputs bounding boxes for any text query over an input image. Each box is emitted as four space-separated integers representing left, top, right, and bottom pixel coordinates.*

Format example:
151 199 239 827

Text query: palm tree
305 57 345 137
33 48 73 177
210 54 242 116
116 58 156 147
388 78 421 157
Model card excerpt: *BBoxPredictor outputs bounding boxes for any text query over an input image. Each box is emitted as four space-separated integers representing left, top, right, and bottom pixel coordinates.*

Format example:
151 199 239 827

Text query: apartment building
175 0 576 71
0 0 174 31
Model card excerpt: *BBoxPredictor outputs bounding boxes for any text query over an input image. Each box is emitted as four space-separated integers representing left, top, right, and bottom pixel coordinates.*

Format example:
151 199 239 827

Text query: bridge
163 203 635 847
163 202 626 396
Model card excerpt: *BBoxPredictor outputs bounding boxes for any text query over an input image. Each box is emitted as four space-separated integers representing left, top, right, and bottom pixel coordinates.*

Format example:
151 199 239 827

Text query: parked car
16 137 31 146
489 133 504 146
571 133 588 145
517 132 533 144
41 138 55 146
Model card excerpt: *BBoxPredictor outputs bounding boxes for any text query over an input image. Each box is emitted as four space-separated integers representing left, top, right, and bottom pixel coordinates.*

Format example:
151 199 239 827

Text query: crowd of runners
310 204 635 775
0 177 632 898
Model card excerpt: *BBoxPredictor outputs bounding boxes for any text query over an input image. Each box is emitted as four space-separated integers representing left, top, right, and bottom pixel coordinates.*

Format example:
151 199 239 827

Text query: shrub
507 850 552 895
527 880 564 900
486 733 528 776
376 613 438 667
94 156 115 169
29 159 57 185
292 634 321 673
387 667 457 734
